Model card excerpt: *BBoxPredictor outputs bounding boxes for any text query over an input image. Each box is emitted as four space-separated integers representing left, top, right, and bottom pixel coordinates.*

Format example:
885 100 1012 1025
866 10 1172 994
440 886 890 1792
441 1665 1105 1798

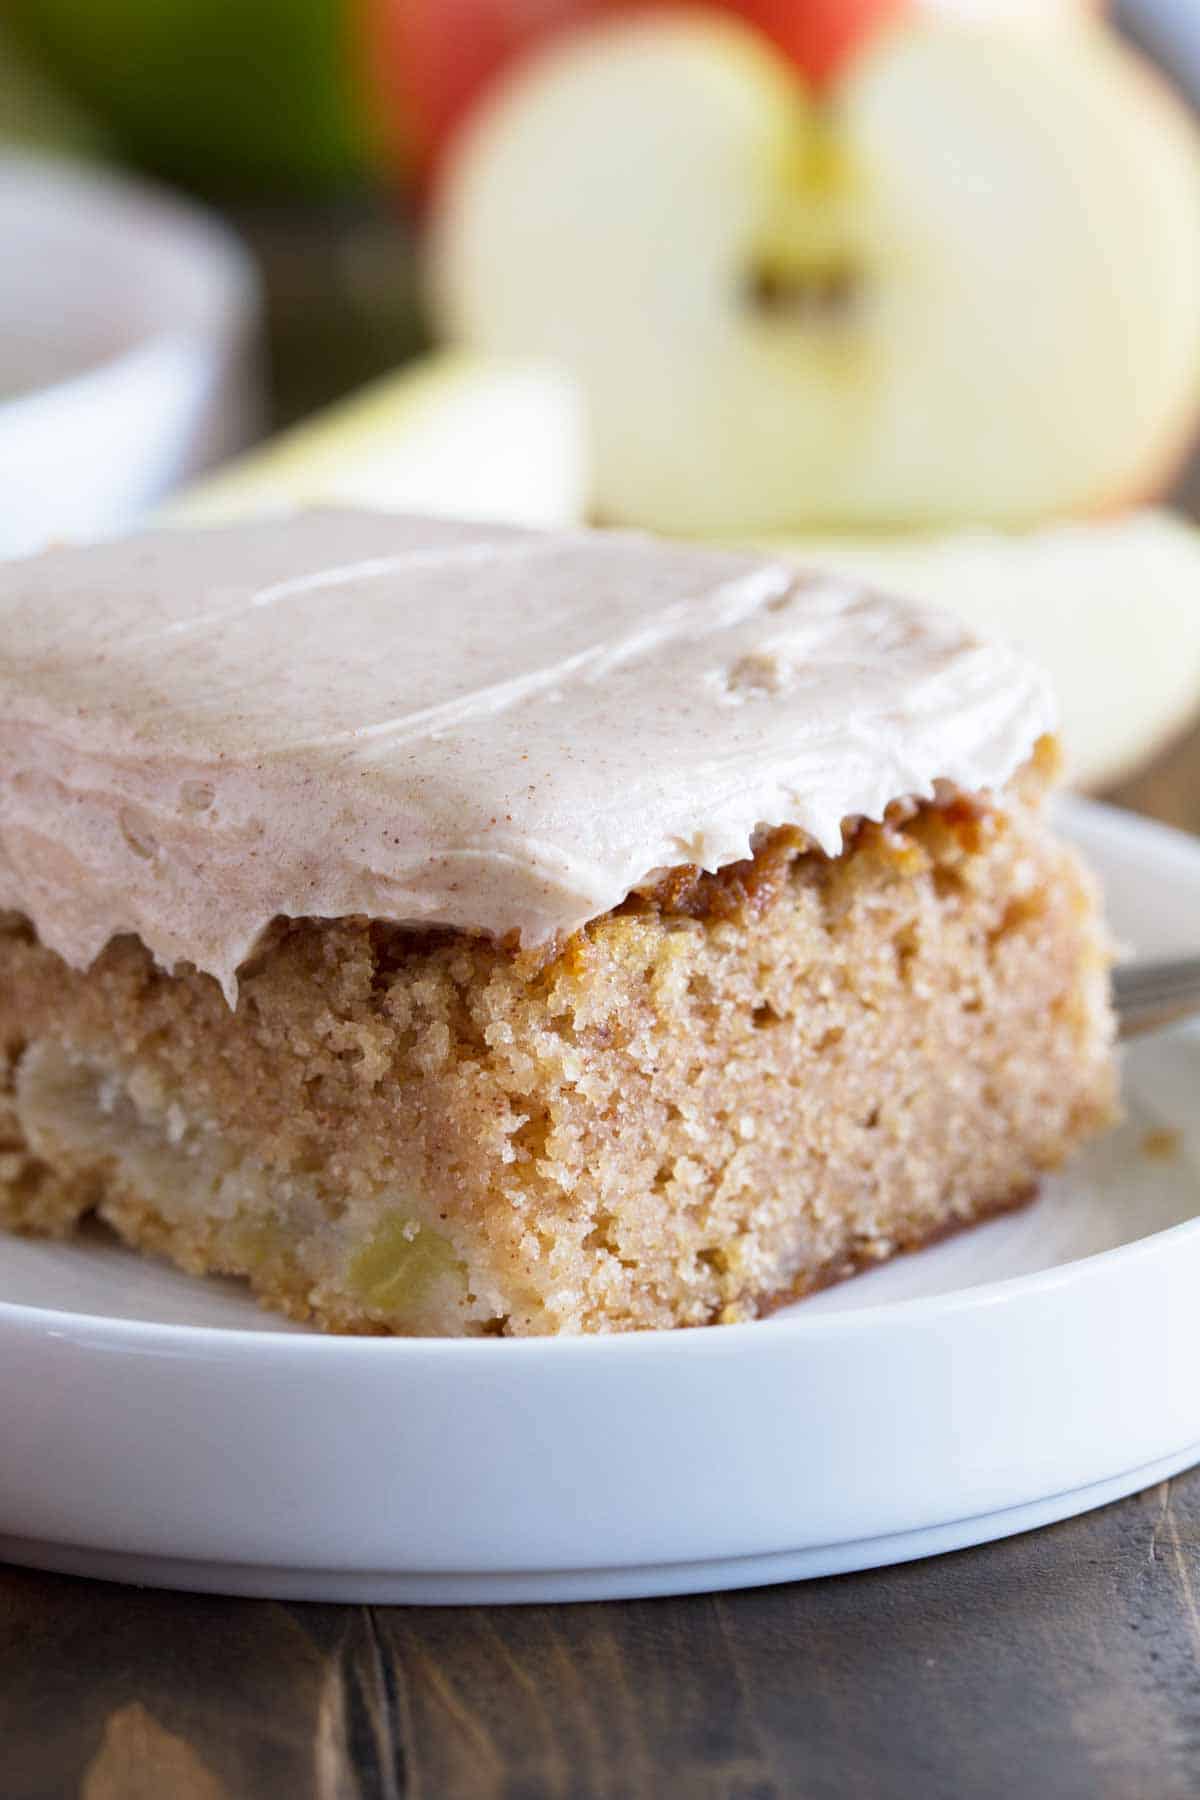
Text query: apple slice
753 510 1200 789
430 13 1200 535
169 351 588 529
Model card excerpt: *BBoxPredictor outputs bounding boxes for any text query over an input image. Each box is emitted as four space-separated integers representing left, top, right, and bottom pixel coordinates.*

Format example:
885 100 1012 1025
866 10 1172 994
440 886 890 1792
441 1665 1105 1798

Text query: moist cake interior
0 745 1114 1335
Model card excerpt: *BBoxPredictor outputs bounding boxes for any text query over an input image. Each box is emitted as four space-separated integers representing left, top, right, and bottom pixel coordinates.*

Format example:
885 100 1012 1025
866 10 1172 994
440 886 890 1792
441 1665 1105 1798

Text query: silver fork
1113 955 1200 1039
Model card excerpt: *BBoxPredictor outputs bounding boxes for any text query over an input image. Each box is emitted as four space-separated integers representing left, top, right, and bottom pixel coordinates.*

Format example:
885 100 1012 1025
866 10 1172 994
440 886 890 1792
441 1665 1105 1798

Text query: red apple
366 0 603 179
725 0 907 88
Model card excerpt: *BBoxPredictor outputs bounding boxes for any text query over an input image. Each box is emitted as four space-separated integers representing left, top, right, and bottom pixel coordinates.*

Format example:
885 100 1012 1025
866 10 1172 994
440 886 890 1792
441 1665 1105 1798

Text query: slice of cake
0 510 1114 1334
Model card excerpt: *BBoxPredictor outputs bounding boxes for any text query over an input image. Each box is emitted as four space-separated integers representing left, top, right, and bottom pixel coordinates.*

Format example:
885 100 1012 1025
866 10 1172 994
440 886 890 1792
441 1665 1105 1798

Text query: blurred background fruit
431 11 1200 535
367 0 598 186
369 0 1113 186
1 0 1115 198
0 15 105 154
170 352 587 529
3 0 370 193
370 0 907 182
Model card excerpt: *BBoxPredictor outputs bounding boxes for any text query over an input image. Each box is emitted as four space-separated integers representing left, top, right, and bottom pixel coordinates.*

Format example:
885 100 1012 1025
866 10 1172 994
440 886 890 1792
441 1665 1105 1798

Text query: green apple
756 511 1200 790
430 13 1200 534
168 351 588 529
0 17 106 152
4 0 368 192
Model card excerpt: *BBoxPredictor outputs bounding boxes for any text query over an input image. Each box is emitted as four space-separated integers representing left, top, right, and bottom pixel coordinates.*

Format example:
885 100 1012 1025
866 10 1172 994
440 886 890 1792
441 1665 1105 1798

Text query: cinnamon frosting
0 509 1054 1000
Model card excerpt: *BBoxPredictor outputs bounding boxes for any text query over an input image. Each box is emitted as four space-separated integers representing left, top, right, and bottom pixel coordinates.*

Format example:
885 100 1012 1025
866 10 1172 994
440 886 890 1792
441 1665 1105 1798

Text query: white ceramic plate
0 798 1196 1604
0 151 260 555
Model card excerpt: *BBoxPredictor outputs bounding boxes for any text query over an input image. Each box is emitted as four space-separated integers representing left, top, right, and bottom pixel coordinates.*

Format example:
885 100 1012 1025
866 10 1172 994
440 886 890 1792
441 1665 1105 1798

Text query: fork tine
1112 955 1200 1039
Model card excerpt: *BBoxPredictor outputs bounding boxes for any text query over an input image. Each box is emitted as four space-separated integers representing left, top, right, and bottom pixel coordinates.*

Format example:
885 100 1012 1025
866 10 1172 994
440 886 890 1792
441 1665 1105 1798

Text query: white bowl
0 151 260 555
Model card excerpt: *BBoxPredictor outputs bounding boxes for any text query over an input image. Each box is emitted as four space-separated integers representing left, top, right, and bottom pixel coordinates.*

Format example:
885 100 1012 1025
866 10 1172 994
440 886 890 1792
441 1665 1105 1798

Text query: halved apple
754 511 1200 789
169 351 588 529
371 0 1096 181
369 1 907 182
430 13 1200 535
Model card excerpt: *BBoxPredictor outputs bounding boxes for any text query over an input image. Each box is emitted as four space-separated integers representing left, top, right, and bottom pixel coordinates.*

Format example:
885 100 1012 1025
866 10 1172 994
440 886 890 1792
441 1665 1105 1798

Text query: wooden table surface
0 706 1196 1798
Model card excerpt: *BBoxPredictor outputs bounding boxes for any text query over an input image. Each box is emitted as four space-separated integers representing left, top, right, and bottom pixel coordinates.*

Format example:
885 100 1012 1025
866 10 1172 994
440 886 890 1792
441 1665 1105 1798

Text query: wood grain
1 1465 1198 1799
1107 718 1200 839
